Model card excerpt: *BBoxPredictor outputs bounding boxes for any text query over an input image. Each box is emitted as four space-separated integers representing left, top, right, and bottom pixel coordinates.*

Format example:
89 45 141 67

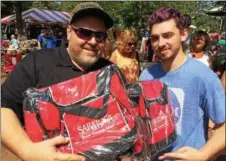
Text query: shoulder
37 34 42 38
96 57 113 67
186 58 219 82
88 57 113 72
21 48 56 67
27 48 55 58
98 57 113 65
109 50 118 62
140 62 161 81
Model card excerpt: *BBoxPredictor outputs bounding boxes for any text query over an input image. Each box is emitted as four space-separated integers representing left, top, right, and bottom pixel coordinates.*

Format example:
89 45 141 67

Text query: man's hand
22 135 85 161
159 146 208 161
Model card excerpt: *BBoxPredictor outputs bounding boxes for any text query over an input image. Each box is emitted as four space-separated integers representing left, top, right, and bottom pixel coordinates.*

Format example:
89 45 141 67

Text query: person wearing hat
1 2 114 161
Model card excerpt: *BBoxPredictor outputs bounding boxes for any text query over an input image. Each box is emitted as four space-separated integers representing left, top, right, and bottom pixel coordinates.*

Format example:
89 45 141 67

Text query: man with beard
140 7 225 161
1 2 113 161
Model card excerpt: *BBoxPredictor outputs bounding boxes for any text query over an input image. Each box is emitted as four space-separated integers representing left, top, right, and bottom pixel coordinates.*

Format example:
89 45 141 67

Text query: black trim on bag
79 127 137 161
144 82 168 110
23 65 131 140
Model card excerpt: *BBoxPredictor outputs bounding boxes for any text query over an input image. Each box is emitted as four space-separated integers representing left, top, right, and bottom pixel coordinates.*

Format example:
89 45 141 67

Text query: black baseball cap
69 2 114 29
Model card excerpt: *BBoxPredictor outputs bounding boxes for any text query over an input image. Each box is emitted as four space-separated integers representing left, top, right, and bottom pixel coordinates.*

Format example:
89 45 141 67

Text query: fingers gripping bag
23 64 137 161
127 81 176 160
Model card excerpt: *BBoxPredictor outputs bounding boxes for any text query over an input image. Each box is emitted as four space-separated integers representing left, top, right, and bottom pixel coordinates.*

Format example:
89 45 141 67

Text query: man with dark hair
140 7 225 161
37 29 47 49
1 2 114 161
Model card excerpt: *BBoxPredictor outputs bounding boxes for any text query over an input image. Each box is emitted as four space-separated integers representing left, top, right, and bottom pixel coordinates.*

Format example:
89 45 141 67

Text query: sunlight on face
150 19 187 61
67 16 107 68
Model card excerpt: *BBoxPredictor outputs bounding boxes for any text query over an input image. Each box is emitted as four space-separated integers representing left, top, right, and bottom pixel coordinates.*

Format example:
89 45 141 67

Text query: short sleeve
37 35 42 42
203 78 225 124
139 69 154 81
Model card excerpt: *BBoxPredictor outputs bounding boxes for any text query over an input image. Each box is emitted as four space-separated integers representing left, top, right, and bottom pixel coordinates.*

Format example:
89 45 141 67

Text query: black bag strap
24 65 126 119
144 83 168 109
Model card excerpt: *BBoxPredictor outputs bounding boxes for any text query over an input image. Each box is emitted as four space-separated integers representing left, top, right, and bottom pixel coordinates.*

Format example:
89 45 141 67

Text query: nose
88 36 98 45
158 37 166 48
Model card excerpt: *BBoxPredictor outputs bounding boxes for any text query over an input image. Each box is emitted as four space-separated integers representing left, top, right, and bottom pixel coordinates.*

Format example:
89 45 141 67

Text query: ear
66 26 72 41
181 28 188 42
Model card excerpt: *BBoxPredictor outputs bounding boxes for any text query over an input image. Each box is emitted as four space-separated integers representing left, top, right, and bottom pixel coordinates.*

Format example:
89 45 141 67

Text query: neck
72 60 86 71
191 50 205 58
66 48 85 71
118 50 135 58
161 48 187 72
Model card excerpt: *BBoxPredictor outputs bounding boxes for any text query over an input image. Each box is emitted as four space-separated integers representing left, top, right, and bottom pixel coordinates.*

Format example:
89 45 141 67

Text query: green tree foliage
1 1 223 37
31 1 60 10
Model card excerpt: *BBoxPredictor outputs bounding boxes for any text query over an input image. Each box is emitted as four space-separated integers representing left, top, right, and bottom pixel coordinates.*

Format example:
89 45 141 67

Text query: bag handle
144 83 168 109
24 65 126 119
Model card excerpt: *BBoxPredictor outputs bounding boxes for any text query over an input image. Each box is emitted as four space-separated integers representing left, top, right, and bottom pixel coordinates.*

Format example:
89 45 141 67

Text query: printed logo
77 114 118 139
151 110 168 132
168 88 184 135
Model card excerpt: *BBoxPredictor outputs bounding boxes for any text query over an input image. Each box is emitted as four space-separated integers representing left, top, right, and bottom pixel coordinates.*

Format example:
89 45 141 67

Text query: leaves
1 1 224 35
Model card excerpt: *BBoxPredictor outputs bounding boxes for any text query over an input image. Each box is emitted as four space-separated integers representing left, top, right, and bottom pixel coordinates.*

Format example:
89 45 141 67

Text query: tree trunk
15 2 23 36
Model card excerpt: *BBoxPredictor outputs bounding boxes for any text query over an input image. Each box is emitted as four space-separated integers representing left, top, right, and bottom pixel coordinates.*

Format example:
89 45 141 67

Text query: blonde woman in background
110 29 140 83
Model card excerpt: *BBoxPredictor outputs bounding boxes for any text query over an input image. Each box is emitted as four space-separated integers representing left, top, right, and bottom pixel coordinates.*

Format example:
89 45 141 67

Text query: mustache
156 47 170 52
83 45 99 51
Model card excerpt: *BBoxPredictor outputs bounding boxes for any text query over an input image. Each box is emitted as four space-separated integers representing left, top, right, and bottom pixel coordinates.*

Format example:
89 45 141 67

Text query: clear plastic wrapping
23 64 137 161
23 64 176 161
127 81 176 160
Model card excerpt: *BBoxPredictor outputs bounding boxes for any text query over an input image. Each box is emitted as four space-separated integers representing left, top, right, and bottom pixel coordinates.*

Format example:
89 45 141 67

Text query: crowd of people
37 29 66 49
1 2 225 161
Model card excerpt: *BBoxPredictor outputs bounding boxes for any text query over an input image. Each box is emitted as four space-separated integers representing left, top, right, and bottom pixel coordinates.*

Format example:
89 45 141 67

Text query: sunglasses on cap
127 42 137 47
71 25 107 43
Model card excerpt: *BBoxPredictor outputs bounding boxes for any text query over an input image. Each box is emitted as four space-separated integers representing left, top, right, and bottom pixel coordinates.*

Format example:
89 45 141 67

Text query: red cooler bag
23 65 136 161
127 81 176 158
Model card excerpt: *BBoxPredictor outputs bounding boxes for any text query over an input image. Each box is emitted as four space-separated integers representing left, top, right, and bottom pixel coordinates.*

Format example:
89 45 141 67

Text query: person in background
100 39 112 59
46 30 53 49
46 30 57 49
183 14 192 52
110 29 140 83
10 34 19 49
2 34 8 40
112 28 122 51
140 7 225 161
56 32 64 47
37 29 47 49
1 2 114 161
52 31 57 48
188 30 211 67
146 36 154 62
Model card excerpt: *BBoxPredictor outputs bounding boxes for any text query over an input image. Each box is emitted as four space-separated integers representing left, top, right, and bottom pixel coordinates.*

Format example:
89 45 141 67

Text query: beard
156 47 180 62
73 54 100 68
68 45 100 69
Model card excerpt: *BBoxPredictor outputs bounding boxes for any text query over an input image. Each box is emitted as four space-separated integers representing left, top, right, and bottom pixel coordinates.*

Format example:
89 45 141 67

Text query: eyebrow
151 32 174 37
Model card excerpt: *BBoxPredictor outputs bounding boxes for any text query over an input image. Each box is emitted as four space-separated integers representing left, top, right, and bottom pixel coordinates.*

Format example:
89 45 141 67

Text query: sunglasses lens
95 32 107 42
73 27 106 43
128 42 136 47
76 28 92 40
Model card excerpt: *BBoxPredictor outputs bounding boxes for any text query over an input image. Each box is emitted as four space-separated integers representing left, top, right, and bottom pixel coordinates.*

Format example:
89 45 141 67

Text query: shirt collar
55 41 75 67
54 41 111 72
